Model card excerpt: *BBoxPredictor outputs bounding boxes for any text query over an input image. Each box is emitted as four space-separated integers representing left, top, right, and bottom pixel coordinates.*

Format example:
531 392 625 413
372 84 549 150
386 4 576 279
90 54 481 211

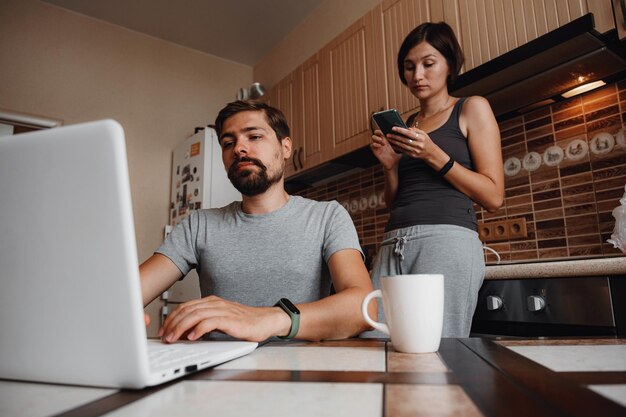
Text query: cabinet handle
297 147 304 170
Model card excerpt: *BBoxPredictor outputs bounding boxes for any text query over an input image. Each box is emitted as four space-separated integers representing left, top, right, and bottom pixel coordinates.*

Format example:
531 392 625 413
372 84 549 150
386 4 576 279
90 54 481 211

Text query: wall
0 0 252 335
297 80 626 265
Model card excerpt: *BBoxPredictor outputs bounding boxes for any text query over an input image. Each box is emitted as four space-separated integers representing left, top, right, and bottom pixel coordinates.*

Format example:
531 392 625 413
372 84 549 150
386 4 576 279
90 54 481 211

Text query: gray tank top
386 97 477 232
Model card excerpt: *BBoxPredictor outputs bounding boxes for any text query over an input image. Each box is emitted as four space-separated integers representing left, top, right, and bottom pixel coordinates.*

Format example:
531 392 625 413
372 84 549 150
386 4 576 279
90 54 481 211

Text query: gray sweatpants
362 224 485 338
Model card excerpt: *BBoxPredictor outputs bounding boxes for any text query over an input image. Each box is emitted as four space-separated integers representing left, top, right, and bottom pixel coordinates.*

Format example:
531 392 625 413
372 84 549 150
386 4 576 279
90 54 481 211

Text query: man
140 100 375 342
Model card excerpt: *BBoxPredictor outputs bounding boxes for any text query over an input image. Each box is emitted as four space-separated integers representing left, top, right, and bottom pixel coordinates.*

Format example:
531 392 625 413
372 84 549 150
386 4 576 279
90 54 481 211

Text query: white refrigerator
161 127 240 321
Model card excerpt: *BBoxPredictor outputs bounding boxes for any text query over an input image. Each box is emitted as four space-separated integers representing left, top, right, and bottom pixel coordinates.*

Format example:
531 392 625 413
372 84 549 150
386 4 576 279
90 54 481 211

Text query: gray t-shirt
156 195 362 306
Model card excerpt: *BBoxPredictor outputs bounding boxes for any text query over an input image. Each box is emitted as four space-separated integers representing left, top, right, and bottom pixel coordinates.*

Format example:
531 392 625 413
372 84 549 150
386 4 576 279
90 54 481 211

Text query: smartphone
372 109 408 136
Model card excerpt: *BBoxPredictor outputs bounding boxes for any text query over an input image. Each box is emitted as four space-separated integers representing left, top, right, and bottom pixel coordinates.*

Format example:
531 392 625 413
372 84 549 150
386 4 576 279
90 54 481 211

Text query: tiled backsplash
296 80 626 265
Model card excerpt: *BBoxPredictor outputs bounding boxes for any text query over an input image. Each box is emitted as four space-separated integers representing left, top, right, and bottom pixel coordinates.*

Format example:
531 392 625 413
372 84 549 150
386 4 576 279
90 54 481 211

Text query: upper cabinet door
380 0 428 118
275 73 301 178
319 6 386 159
457 0 610 70
379 0 614 118
297 54 324 170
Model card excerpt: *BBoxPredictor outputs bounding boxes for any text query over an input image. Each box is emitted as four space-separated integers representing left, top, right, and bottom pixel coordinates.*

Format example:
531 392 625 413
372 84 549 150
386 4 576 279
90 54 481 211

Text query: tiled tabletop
2 337 625 417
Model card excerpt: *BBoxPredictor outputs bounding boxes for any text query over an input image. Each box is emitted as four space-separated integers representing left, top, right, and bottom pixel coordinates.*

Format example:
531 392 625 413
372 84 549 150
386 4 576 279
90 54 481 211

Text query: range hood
450 13 626 118
286 13 626 191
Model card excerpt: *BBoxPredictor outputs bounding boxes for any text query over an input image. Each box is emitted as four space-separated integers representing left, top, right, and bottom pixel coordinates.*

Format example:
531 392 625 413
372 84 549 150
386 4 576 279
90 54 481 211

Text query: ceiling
42 0 327 66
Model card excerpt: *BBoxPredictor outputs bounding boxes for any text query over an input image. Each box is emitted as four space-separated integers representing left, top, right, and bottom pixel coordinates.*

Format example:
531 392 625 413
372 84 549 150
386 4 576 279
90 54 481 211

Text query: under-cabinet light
561 80 606 98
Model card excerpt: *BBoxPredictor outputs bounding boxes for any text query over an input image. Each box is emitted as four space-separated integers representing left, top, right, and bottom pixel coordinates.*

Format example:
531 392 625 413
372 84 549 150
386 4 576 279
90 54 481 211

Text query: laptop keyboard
147 340 216 371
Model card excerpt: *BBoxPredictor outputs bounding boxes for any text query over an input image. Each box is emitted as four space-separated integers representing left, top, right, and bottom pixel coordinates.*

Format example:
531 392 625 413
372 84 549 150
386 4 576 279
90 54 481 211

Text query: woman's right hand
370 129 401 170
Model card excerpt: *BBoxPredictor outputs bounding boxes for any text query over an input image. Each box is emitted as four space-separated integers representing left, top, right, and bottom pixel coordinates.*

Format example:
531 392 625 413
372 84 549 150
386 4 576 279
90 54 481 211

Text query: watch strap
438 157 455 176
275 298 300 339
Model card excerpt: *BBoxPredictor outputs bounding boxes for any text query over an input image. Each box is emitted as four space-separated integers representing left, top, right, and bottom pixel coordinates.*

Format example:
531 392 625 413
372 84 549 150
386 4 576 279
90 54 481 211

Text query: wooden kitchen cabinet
261 73 301 178
293 54 324 171
274 72 302 178
455 0 611 70
268 56 323 179
378 0 615 119
277 0 617 178
318 5 386 160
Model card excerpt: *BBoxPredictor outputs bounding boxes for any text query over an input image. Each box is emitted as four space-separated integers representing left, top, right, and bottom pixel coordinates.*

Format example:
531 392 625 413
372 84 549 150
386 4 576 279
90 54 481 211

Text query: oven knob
486 295 503 311
527 295 546 312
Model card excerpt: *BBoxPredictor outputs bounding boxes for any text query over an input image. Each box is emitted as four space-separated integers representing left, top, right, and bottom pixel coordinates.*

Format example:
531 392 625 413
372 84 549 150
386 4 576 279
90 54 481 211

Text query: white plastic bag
607 185 626 253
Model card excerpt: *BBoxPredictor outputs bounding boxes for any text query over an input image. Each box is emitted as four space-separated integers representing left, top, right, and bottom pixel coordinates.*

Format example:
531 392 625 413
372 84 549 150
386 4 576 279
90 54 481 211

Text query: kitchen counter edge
485 256 626 279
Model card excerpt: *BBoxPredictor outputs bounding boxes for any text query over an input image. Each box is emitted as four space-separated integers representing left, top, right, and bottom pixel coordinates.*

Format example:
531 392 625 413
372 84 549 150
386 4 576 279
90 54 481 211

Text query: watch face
280 298 300 314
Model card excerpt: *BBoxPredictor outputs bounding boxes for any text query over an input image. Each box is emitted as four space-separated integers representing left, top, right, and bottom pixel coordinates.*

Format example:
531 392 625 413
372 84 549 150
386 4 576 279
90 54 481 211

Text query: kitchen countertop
2 337 625 417
485 256 626 279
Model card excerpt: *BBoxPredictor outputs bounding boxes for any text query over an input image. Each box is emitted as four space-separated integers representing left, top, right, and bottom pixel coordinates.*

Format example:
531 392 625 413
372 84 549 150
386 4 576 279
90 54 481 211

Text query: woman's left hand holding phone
371 129 402 170
386 126 439 163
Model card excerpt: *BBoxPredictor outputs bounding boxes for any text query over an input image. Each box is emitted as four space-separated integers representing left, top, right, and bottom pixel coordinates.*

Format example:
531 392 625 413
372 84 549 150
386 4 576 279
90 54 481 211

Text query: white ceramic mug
361 274 444 353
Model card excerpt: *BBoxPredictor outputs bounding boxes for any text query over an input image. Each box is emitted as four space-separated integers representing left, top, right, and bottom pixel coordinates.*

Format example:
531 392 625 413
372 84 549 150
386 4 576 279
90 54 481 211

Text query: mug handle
361 290 389 335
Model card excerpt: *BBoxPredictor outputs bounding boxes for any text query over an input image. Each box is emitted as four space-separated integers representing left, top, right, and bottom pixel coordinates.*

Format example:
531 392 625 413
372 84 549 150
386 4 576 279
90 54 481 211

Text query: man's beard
227 156 283 196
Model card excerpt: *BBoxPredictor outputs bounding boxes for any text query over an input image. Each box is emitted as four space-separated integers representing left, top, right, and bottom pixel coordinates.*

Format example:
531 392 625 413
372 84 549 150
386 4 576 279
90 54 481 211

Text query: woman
369 22 504 337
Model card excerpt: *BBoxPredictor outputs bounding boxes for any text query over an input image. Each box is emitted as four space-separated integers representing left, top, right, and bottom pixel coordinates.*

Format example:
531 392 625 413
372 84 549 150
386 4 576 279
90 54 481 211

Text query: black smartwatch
275 298 300 339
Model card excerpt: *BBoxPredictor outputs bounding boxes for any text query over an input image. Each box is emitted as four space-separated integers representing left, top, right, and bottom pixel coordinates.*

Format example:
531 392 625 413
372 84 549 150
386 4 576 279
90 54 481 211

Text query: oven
471 276 626 337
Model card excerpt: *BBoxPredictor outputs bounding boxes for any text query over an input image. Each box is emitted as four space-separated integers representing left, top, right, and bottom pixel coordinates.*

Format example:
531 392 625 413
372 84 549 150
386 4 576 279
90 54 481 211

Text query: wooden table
2 337 625 416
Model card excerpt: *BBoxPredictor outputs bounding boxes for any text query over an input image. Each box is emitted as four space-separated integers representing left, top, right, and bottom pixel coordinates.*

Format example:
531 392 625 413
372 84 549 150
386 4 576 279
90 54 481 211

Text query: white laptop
0 120 257 389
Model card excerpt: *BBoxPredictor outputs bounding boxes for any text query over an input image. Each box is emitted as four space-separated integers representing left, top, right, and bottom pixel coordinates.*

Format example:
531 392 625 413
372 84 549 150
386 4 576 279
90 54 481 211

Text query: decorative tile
553 105 583 122
387 350 448 373
534 208 565 221
385 384 483 417
588 385 626 408
105 381 383 417
0 380 115 417
506 345 626 372
215 345 386 372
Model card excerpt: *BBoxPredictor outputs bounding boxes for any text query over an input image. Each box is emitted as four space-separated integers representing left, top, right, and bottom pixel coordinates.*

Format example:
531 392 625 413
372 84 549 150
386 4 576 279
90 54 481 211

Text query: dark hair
397 22 464 87
214 100 290 142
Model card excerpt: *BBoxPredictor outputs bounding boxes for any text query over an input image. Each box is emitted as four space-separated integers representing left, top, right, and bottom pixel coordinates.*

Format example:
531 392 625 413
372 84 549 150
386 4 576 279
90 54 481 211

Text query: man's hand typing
158 295 291 342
